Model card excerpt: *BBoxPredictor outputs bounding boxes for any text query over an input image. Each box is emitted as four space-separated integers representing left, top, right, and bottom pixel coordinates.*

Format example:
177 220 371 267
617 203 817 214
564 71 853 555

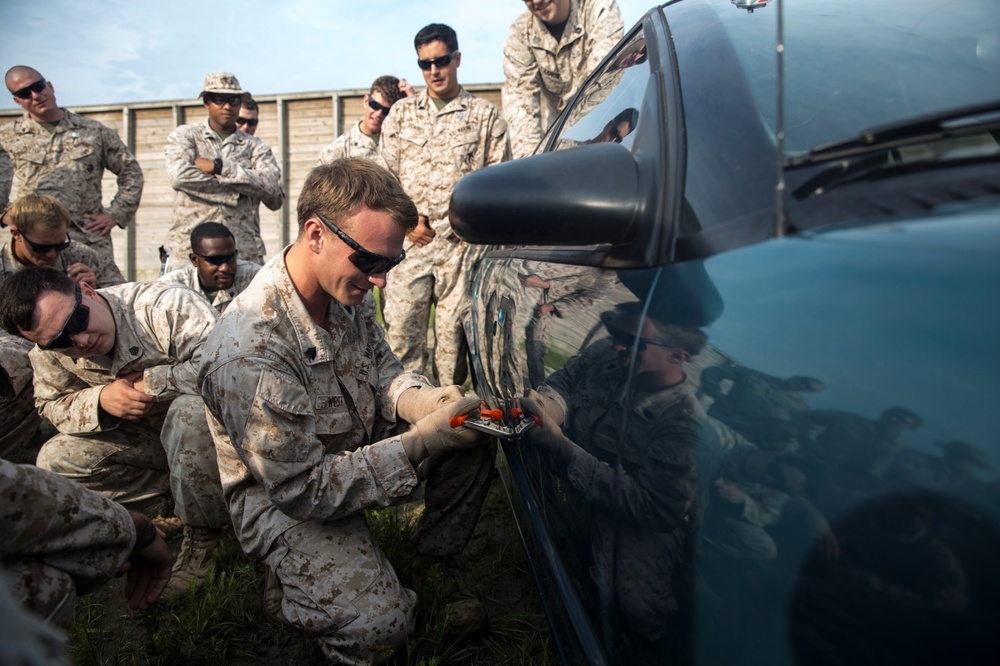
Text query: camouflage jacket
0 109 144 242
502 0 624 158
0 240 125 288
318 121 379 164
200 251 428 558
0 333 40 458
377 88 509 236
158 259 261 314
29 281 217 435
1 458 134 589
164 120 284 264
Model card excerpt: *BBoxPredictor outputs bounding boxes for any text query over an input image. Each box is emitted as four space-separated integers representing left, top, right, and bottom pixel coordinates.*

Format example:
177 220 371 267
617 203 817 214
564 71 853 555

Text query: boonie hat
200 72 244 98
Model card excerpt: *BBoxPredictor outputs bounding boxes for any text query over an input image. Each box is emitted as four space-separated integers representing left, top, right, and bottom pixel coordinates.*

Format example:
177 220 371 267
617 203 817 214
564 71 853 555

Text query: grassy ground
68 477 556 666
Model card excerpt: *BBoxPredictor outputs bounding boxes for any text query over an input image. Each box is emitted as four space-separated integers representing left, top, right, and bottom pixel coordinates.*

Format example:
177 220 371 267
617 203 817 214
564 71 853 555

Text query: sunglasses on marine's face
21 233 71 254
39 285 91 351
205 93 242 107
366 98 391 115
12 78 47 100
236 116 259 127
195 250 239 266
314 212 405 274
417 51 458 71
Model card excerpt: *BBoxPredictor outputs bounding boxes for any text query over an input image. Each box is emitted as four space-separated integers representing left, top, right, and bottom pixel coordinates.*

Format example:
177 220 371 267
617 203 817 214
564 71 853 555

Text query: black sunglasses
366 97 391 115
39 285 91 351
608 329 674 352
314 212 405 274
20 233 71 254
205 93 242 107
195 250 239 266
417 51 458 71
236 117 259 127
12 78 47 100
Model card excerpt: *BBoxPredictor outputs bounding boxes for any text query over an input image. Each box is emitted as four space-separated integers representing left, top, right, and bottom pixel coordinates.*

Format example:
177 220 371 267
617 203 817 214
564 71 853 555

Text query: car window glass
545 30 650 152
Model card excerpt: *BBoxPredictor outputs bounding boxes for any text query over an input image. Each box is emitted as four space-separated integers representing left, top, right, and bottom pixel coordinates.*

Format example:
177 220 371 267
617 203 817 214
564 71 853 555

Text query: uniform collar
532 0 586 50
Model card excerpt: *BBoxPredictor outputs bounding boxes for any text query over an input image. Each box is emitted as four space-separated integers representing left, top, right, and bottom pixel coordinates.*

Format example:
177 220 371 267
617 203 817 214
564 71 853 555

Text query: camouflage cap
199 72 243 97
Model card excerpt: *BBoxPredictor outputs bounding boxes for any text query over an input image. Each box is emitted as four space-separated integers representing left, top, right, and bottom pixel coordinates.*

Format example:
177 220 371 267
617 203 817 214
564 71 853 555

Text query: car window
543 30 651 153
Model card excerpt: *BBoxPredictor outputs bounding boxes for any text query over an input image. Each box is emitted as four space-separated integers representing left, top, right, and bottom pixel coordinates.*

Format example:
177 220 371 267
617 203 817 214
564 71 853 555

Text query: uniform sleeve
0 140 12 213
584 0 626 74
502 18 545 160
375 113 401 177
484 107 512 168
0 459 134 585
141 288 217 399
30 349 109 434
100 126 144 229
164 127 240 206
202 356 419 523
317 135 346 165
217 140 285 211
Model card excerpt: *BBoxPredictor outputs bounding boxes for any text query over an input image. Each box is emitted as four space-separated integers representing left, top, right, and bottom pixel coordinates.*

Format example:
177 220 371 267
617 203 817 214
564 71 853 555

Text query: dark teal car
449 0 1000 664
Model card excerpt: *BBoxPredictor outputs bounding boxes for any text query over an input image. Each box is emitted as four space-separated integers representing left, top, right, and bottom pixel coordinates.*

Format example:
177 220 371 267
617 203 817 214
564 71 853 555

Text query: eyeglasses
12 79 47 100
205 93 243 107
20 233 71 254
39 285 90 351
366 97 391 115
236 117 259 127
195 250 239 266
608 330 675 352
417 51 458 71
314 211 406 274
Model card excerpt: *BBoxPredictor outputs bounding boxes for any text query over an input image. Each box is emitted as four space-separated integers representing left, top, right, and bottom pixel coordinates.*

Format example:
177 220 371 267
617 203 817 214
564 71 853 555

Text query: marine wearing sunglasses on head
163 72 284 266
200 158 494 661
1 194 125 288
0 65 144 275
376 22 511 387
159 221 261 314
319 75 414 164
0 265 229 601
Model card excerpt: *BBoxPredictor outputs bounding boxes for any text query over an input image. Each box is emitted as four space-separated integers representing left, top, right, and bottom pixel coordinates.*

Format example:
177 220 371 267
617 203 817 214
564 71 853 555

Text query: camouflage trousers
35 395 228 528
265 441 495 664
383 239 476 387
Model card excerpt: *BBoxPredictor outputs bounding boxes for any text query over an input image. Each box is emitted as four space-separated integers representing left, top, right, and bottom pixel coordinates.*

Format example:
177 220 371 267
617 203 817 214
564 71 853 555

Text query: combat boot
163 525 222 598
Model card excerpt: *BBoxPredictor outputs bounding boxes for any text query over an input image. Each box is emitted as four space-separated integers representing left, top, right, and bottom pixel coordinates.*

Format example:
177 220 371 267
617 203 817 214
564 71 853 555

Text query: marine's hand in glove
401 396 485 465
522 388 567 429
397 384 466 424
520 395 577 471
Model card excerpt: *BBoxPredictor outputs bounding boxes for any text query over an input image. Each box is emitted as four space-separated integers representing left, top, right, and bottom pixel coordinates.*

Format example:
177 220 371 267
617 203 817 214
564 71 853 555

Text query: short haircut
190 221 234 252
296 158 418 236
5 65 42 92
369 75 406 107
241 95 258 111
7 194 71 234
414 23 458 52
0 266 75 335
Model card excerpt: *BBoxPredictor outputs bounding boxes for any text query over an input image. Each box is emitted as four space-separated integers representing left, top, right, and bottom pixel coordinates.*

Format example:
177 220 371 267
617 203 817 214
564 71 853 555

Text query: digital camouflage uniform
318 121 379 163
536 339 723 643
0 332 43 460
377 88 509 386
31 281 226 531
200 254 495 664
0 109 144 271
158 259 262 314
1 458 135 629
502 0 624 158
1 240 125 288
164 120 284 264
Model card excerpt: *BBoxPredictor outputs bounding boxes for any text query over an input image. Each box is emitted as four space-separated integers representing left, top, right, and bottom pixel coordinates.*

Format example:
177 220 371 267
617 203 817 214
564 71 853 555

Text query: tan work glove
520 395 577 472
400 396 484 464
396 384 466 424
523 388 568 429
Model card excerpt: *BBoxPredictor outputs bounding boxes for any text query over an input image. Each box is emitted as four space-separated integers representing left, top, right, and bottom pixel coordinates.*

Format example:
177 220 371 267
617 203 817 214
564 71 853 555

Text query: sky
0 0 656 110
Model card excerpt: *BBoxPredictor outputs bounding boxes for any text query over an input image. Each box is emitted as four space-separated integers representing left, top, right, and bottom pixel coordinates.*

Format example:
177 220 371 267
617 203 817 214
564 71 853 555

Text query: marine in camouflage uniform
319 75 409 165
164 72 284 265
0 267 226 597
158 259 260 314
502 0 624 158
0 68 143 274
201 159 494 663
318 121 380 163
378 24 510 386
1 240 124 288
0 332 44 461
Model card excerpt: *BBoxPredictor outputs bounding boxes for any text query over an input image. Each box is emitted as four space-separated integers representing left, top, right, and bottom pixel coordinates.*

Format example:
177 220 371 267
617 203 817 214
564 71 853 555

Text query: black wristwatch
213 157 223 175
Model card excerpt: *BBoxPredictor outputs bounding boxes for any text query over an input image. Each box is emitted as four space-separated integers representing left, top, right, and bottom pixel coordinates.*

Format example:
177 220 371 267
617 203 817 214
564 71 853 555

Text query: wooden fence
0 83 503 280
